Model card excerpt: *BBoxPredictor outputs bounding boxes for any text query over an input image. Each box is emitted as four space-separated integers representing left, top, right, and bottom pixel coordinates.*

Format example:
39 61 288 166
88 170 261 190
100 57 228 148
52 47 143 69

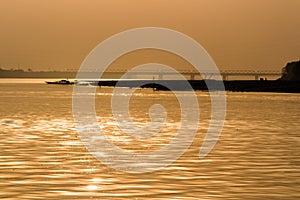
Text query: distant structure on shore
0 60 299 81
280 60 300 81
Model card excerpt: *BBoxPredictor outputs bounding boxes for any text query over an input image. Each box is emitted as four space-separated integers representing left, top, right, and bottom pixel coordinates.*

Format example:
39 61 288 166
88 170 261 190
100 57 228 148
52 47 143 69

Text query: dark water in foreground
0 83 299 199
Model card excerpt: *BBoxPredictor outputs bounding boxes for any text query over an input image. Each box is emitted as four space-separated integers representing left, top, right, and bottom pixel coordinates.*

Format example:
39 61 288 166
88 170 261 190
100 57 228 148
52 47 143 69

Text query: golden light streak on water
0 82 299 199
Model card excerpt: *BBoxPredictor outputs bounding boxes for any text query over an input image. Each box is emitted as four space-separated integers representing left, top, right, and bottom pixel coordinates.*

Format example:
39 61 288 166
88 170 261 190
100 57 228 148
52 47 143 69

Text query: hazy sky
0 0 299 71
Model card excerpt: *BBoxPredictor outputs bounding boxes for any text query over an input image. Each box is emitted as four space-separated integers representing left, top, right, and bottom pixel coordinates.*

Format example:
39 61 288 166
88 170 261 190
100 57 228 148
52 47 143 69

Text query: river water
0 81 299 199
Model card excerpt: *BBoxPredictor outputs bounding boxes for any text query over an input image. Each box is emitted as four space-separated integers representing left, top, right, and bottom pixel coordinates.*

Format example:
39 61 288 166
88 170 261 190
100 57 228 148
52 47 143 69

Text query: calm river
0 80 299 199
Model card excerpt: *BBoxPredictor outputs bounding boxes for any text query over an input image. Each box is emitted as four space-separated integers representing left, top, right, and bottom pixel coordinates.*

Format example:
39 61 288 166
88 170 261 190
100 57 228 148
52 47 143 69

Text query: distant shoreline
0 70 78 78
94 79 300 93
0 78 299 93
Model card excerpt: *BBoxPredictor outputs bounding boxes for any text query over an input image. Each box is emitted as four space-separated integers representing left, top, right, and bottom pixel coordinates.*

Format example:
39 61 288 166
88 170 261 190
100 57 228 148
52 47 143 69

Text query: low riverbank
93 79 300 93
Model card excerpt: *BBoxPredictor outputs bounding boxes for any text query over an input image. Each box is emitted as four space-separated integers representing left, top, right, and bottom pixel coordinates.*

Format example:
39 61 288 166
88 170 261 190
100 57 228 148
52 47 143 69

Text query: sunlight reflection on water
0 83 299 199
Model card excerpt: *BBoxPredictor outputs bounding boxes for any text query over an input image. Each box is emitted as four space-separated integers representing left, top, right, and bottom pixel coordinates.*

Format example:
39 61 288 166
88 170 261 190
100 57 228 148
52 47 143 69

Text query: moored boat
45 79 75 85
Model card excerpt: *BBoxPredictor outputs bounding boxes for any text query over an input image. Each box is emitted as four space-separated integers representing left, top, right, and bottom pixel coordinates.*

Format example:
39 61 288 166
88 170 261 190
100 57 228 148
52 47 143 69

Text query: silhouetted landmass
1 60 300 93
93 79 300 93
280 60 300 81
0 68 77 78
0 69 121 78
93 60 300 93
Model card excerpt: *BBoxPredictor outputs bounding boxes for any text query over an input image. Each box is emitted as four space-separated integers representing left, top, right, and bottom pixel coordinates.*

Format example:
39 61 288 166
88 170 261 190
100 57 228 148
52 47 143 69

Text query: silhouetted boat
45 79 75 85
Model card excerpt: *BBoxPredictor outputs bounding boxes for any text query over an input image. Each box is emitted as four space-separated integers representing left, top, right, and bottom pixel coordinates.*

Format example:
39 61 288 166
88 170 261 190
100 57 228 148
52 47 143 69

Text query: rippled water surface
0 83 299 199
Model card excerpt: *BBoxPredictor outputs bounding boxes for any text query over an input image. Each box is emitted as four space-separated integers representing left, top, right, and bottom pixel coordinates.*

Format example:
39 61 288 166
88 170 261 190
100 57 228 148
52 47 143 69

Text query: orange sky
0 0 299 71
